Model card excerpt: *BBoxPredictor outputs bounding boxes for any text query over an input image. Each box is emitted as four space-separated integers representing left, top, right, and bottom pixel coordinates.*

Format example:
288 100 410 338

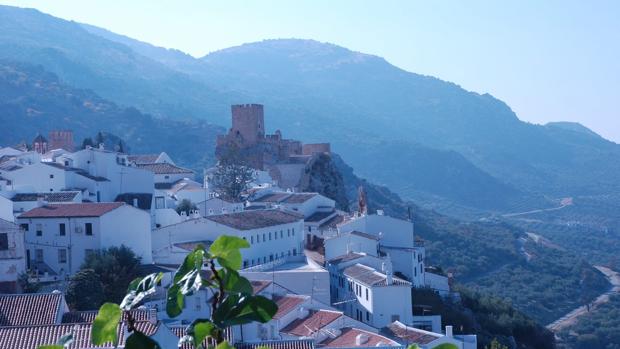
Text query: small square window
49 174 54 179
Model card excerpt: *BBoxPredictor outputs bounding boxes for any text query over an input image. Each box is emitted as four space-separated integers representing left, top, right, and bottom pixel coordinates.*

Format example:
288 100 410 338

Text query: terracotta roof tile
0 293 63 327
206 209 302 230
18 202 125 218
383 321 441 345
61 309 156 324
11 192 80 203
251 280 272 295
236 340 314 349
136 163 193 174
273 294 307 320
281 310 342 337
320 327 399 348
0 321 158 349
128 154 159 165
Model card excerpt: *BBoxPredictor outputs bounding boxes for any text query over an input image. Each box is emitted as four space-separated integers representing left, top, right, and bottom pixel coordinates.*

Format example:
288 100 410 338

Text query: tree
176 199 197 216
66 269 105 310
17 272 39 293
81 137 95 149
82 246 141 303
38 235 278 349
485 339 510 349
211 149 256 202
95 131 105 146
116 140 125 153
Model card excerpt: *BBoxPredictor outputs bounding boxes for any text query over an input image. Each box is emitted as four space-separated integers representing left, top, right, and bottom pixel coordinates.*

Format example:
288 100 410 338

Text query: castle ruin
215 104 331 189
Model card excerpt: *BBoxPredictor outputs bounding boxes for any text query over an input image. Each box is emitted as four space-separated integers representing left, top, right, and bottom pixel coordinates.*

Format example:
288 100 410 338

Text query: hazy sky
3 0 619 142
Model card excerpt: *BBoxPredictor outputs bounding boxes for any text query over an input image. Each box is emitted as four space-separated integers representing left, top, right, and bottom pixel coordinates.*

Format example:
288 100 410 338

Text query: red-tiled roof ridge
272 294 308 320
18 202 126 218
251 280 273 295
320 327 400 348
236 339 315 349
281 309 342 337
0 293 64 327
383 321 441 345
61 308 157 324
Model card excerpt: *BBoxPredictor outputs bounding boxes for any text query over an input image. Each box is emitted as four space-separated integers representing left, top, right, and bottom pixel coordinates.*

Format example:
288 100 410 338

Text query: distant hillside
0 61 222 169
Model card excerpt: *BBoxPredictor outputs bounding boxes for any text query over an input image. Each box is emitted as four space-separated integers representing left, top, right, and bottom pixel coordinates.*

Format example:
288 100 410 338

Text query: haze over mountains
2 5 620 220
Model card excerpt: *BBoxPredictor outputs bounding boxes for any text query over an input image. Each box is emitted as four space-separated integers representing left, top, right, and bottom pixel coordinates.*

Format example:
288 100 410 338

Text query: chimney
355 333 369 345
98 143 104 150
132 198 139 208
445 325 453 337
36 195 47 207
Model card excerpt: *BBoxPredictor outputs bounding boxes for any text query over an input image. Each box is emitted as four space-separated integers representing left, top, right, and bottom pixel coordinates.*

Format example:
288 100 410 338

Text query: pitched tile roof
254 193 318 204
273 294 307 320
136 163 193 174
11 192 80 203
0 321 158 349
251 280 272 295
320 327 399 348
205 209 302 230
281 310 342 337
343 264 410 287
18 202 125 218
0 293 63 327
349 231 379 241
327 253 365 265
305 211 335 223
61 309 156 324
128 154 160 165
383 321 441 345
173 240 213 252
236 340 314 349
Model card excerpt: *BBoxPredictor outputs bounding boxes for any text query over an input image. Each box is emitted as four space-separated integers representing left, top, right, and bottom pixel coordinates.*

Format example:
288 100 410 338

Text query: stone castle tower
230 104 265 145
48 130 74 152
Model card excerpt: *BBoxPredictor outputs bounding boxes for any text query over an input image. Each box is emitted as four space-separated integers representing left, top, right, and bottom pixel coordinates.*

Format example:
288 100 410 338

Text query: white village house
17 202 152 279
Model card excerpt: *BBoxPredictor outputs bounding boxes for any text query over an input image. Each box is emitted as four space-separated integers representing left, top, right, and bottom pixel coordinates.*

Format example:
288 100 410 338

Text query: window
59 223 66 236
269 232 272 241
391 315 400 322
366 311 370 322
58 249 67 263
20 223 29 232
164 175 170 180
85 223 93 236
257 235 260 243
293 248 297 256
155 196 165 209
36 224 42 237
243 260 248 268
251 236 254 244
292 228 295 235
280 230 283 238
274 231 277 240
49 174 54 179
50 188 53 192
308 226 312 232
0 233 8 250
35 249 43 262
287 229 290 237
365 288 369 300
263 233 266 242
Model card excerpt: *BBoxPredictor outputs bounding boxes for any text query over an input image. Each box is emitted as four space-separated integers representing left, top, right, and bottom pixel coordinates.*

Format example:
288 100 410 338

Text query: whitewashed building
152 209 304 269
17 202 152 279
249 192 335 218
339 213 425 286
0 219 26 292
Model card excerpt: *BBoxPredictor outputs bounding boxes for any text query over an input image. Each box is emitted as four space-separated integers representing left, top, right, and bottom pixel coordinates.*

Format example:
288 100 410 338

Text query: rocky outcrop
298 153 349 211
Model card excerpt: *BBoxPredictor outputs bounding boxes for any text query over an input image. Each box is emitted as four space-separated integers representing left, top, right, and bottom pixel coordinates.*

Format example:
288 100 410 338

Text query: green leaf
121 272 163 310
174 246 206 283
166 283 184 318
209 236 249 270
37 346 63 349
212 294 277 327
91 303 121 346
178 269 203 295
125 331 161 349
217 268 253 295
184 319 216 349
216 341 235 349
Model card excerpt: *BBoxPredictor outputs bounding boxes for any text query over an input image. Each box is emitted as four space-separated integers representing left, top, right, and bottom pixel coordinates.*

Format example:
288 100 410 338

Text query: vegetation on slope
557 294 620 349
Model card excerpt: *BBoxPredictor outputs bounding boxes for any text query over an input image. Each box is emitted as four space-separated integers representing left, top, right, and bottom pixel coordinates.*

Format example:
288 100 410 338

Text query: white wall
100 205 152 263
0 195 14 222
371 285 413 327
324 233 378 261
0 222 26 285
